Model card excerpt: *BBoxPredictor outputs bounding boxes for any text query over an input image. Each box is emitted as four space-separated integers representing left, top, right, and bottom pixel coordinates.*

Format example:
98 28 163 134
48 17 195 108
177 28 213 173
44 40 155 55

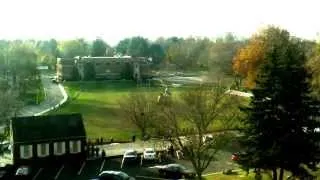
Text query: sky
0 0 319 45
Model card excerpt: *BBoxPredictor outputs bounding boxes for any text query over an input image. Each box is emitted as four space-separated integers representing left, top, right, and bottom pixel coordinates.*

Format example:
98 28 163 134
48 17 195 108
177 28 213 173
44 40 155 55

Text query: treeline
0 41 45 105
50 35 244 77
7 34 244 75
0 34 245 76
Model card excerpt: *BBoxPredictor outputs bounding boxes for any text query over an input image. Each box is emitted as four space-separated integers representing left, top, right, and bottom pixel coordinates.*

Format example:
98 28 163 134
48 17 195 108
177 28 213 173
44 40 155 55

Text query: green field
51 80 245 140
50 81 183 140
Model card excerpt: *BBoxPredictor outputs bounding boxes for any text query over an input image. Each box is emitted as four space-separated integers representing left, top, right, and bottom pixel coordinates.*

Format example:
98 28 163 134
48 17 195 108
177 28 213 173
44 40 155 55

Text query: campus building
10 113 87 166
56 56 153 81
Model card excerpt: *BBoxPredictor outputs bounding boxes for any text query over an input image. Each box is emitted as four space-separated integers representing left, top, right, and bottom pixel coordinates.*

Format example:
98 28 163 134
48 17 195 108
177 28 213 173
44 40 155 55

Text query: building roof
11 113 86 143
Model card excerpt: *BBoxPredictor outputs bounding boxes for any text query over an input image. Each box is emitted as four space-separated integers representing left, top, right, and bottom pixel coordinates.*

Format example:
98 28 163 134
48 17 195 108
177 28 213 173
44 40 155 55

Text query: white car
123 149 138 161
143 148 156 160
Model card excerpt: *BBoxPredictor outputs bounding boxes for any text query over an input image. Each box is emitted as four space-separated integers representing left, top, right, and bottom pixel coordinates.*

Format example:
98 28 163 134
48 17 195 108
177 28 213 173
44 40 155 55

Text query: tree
118 92 156 138
91 38 108 57
232 35 265 89
209 33 243 76
58 39 90 58
232 26 290 89
127 36 149 57
238 29 320 180
0 79 22 142
115 38 130 55
36 39 59 69
156 84 241 179
306 41 320 98
148 43 165 65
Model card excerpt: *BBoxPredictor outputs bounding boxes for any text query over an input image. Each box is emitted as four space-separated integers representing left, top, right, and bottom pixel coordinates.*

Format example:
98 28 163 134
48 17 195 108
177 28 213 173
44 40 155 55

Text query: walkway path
18 72 67 116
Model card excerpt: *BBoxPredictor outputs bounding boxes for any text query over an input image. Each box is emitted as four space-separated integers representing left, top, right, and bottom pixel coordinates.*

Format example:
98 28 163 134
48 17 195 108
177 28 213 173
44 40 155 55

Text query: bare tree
156 83 241 179
119 91 157 138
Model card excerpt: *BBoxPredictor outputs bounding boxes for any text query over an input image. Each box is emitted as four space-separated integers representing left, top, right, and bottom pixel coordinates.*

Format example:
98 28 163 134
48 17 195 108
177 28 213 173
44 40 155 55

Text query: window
37 143 49 157
54 142 65 155
69 140 81 154
20 145 33 159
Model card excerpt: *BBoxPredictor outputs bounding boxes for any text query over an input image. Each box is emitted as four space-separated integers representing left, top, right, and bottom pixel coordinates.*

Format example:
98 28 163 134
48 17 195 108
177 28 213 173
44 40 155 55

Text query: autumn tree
156 84 241 179
232 26 291 89
238 30 320 180
119 92 157 138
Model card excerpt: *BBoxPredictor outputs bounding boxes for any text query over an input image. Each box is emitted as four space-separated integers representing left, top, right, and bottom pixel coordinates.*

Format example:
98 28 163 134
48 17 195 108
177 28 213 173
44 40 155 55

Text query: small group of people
162 144 185 160
87 145 106 159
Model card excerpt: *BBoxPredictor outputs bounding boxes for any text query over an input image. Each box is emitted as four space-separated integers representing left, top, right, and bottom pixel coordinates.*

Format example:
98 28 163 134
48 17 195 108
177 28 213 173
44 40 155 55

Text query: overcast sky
0 0 319 45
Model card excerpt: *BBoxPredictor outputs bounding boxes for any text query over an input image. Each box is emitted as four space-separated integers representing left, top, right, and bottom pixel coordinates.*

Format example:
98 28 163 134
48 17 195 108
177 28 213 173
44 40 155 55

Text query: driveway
18 72 65 116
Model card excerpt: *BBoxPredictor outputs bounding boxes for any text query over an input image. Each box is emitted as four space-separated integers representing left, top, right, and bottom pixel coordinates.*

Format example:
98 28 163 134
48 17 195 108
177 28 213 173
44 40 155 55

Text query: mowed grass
50 81 186 140
51 80 246 140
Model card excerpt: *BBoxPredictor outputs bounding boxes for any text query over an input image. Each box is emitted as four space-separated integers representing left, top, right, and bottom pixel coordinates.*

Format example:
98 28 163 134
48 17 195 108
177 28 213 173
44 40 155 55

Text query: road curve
18 72 66 117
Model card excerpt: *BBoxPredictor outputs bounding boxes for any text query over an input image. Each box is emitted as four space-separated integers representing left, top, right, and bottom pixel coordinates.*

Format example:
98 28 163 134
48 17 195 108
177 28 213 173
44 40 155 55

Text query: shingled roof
11 113 86 143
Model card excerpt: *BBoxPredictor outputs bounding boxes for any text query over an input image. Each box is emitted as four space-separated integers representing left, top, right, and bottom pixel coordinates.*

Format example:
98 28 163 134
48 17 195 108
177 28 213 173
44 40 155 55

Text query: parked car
90 170 135 180
143 148 156 160
157 163 196 179
14 166 31 180
123 149 138 161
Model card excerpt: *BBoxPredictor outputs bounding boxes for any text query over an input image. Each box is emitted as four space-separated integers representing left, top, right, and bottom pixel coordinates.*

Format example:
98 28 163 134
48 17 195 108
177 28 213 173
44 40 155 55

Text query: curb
34 83 68 116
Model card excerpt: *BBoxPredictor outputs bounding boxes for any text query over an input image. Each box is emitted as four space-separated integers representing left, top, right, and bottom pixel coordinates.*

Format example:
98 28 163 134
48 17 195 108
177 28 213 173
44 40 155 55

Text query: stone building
56 56 153 81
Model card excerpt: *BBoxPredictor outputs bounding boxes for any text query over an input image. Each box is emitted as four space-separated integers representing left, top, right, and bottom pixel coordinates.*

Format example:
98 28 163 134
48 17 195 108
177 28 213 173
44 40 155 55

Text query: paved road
97 139 171 157
18 73 65 117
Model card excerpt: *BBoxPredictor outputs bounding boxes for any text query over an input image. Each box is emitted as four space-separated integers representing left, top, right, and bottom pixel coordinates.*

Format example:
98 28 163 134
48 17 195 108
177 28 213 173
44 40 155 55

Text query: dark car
90 170 135 180
14 166 31 180
158 164 196 179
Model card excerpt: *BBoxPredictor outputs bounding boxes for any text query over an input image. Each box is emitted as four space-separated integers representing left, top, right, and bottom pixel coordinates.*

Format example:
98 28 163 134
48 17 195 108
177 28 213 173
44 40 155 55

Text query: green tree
36 39 59 69
148 43 165 64
239 29 320 180
58 39 90 58
127 36 149 57
115 38 130 55
306 41 320 98
91 38 108 56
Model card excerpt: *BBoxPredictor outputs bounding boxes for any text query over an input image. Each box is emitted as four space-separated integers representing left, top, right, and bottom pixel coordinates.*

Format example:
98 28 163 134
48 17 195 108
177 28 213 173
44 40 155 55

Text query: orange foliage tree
232 26 290 89
232 36 265 89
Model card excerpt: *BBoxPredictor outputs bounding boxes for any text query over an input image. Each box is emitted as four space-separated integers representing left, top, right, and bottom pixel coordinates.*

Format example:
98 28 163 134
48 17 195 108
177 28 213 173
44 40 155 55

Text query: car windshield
145 150 154 153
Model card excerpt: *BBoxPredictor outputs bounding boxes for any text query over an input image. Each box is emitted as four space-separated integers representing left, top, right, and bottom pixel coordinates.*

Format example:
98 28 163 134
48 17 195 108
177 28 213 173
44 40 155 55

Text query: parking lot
21 149 237 180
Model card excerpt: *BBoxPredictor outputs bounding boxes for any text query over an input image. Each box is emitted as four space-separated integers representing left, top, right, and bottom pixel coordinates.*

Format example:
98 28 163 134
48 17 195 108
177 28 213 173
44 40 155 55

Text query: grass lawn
50 80 245 140
50 81 186 140
204 171 270 180
204 169 295 180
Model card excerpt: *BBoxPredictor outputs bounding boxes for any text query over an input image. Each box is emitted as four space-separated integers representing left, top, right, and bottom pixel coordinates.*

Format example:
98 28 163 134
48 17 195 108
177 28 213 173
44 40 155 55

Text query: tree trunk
196 171 202 180
272 168 277 180
279 168 284 180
